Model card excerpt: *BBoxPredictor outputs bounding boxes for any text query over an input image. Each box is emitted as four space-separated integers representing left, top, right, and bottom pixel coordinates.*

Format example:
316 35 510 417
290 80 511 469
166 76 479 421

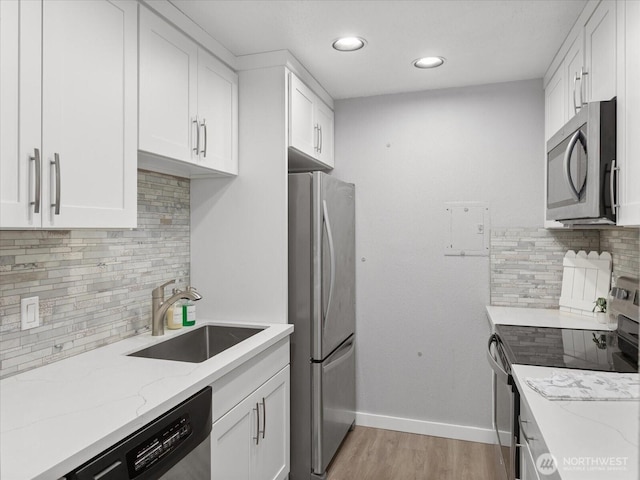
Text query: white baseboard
355 411 496 445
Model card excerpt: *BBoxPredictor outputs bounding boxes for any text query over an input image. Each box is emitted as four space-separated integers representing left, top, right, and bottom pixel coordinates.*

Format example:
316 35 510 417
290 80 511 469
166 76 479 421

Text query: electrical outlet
21 296 40 330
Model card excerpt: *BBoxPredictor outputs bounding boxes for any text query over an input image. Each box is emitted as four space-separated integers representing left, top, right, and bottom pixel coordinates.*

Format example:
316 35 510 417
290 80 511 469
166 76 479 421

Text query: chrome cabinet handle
563 129 587 201
519 419 536 442
573 73 581 114
201 119 207 158
319 125 323 154
30 148 41 214
253 402 260 445
580 67 589 106
322 200 336 333
610 159 619 216
261 397 266 439
51 153 61 215
192 118 200 154
314 124 319 152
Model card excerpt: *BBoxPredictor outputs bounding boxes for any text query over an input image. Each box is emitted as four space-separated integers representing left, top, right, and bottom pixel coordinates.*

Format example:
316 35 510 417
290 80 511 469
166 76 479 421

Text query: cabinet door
211 393 254 480
617 0 640 225
519 439 541 480
0 0 41 228
41 0 137 228
564 31 584 121
289 74 317 159
585 0 617 103
316 101 335 169
544 66 566 141
139 7 198 164
253 366 290 480
197 48 239 175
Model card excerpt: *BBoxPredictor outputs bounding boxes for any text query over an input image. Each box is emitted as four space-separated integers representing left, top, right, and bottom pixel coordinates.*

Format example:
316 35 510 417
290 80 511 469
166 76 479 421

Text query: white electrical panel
444 202 490 256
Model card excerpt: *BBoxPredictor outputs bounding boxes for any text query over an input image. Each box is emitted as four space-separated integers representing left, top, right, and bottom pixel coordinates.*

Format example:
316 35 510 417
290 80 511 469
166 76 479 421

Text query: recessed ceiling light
413 56 446 69
332 37 366 52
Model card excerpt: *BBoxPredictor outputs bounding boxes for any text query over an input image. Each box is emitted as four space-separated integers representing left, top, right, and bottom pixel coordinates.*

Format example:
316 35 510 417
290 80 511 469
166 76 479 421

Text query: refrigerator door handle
322 199 336 334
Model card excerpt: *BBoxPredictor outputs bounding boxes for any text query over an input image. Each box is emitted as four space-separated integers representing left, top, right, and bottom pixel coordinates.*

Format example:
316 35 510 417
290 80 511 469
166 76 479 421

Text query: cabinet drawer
211 338 289 422
519 396 561 480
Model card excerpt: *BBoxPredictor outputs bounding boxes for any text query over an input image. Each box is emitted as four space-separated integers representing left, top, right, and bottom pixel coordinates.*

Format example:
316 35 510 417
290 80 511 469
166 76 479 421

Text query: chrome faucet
151 280 202 336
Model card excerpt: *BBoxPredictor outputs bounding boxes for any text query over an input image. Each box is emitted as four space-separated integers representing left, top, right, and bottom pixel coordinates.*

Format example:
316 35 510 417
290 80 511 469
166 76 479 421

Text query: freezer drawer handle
322 200 336 333
323 338 355 373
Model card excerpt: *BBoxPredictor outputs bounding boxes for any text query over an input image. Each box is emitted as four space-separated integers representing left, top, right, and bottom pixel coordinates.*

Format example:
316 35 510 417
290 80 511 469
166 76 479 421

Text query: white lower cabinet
212 365 290 480
519 438 540 480
210 339 290 480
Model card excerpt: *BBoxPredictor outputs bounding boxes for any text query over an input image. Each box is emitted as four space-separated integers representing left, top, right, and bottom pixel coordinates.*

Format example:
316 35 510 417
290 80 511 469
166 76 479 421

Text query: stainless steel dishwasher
62 387 212 480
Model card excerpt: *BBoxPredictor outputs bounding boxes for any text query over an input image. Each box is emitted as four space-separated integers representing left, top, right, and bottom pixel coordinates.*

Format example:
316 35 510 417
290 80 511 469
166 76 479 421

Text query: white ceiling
169 0 587 100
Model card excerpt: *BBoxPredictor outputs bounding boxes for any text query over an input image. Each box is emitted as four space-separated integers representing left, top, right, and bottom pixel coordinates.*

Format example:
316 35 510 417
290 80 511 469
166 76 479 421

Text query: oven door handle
487 334 510 384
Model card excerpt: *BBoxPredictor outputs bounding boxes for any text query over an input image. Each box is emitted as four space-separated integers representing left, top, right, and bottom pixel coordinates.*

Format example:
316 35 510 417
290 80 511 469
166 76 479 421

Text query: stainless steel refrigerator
288 172 356 480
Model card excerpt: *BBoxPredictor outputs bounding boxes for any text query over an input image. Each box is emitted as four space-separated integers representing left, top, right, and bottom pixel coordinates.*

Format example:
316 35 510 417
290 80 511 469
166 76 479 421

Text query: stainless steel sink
128 325 264 363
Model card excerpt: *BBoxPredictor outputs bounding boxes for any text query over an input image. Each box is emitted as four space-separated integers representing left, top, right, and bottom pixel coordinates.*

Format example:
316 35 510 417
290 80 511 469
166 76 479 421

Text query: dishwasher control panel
127 414 192 475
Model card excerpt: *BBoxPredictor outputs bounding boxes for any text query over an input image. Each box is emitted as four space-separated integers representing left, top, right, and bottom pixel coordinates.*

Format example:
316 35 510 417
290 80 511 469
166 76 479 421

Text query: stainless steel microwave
546 98 617 225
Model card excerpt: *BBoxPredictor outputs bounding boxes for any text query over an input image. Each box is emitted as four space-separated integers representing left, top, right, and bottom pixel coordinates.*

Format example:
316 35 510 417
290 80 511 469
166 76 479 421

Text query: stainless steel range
487 276 639 480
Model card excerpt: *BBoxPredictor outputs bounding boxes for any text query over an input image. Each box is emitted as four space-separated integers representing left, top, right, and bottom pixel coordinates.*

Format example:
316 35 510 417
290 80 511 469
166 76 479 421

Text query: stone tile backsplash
0 171 190 379
599 228 640 280
491 227 639 308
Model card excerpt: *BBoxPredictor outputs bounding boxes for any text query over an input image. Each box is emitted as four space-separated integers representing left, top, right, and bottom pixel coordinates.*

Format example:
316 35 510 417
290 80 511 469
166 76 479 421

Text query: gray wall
332 79 544 432
0 171 190 378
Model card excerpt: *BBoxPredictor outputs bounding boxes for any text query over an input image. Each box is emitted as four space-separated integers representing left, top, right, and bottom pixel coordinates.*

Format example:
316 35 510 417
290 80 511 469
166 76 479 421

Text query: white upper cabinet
138 7 238 177
1 0 41 228
584 1 617 103
289 76 317 159
544 65 566 141
139 8 198 164
315 100 335 169
564 31 585 122
0 0 137 229
616 0 640 225
543 0 639 227
197 49 239 175
545 1 617 139
288 72 335 170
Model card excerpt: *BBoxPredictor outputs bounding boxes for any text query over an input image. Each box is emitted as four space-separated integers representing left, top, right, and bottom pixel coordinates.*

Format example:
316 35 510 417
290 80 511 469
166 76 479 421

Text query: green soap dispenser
182 286 197 327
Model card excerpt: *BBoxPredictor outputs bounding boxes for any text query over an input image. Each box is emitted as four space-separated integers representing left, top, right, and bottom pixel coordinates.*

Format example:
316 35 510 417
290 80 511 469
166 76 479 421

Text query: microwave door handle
563 130 586 201
487 335 509 384
610 159 619 215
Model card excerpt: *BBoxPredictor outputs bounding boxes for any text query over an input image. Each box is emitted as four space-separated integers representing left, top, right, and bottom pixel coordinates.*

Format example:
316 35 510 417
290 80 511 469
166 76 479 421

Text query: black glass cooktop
495 324 638 373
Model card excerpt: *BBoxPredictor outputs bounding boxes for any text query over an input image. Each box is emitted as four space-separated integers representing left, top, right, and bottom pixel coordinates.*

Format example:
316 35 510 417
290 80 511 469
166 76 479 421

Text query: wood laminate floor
326 427 499 480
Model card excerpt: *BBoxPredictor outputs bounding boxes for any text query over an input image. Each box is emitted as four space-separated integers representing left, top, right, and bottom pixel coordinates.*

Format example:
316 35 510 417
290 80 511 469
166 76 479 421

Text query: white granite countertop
0 320 293 480
486 305 615 330
513 364 638 480
486 305 638 480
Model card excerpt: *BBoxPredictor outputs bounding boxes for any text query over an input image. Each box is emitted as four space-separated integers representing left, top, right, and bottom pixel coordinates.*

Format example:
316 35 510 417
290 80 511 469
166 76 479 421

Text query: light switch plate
21 296 40 330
